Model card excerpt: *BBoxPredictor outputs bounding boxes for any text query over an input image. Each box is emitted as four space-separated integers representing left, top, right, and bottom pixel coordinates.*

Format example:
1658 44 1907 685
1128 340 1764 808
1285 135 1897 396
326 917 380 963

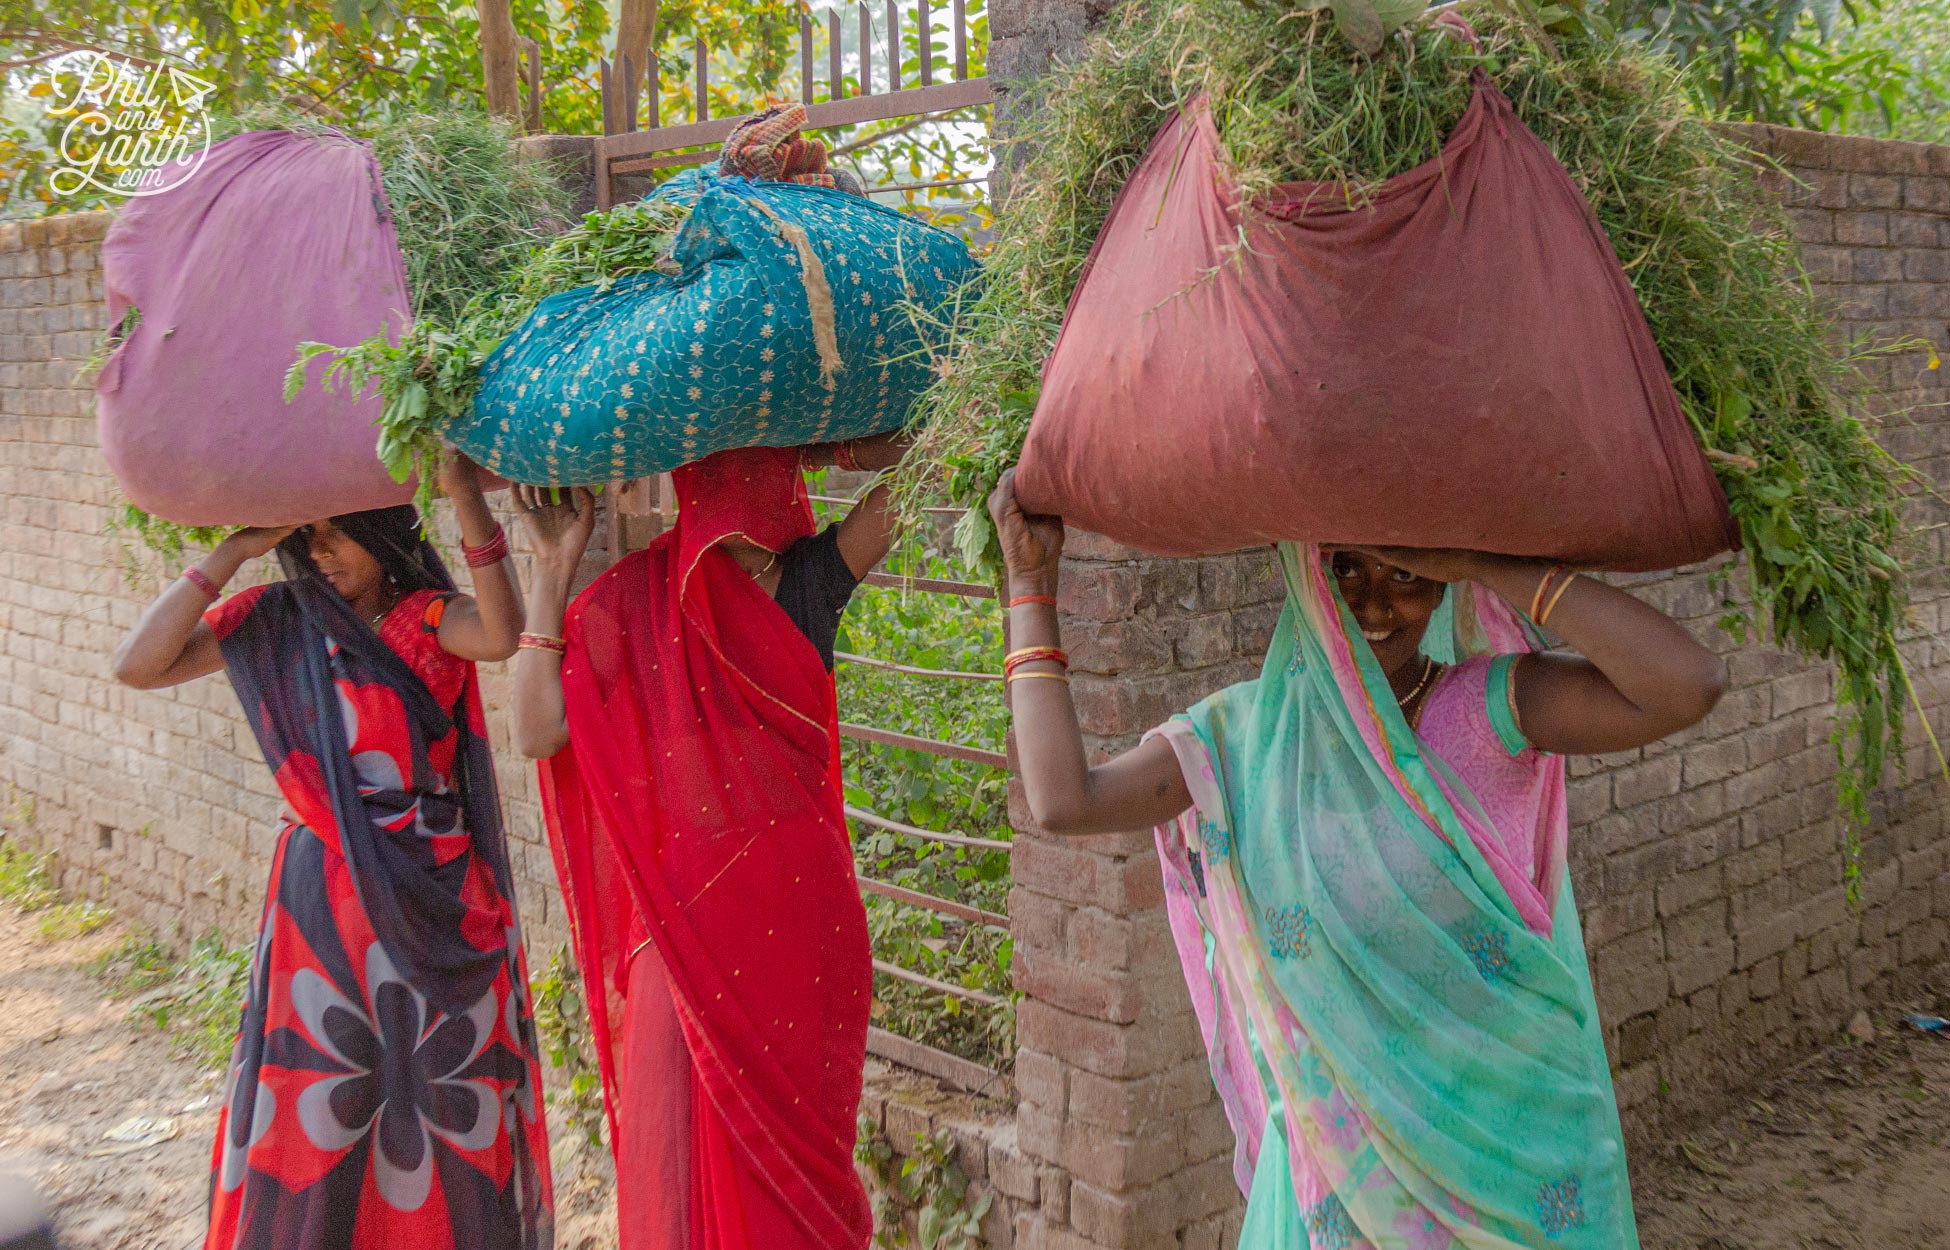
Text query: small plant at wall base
112 931 252 1069
855 1116 992 1250
532 948 608 1150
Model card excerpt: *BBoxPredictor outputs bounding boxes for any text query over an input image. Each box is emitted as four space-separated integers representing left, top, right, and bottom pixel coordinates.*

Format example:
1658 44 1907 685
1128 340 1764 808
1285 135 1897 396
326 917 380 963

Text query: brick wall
3 82 1949 1250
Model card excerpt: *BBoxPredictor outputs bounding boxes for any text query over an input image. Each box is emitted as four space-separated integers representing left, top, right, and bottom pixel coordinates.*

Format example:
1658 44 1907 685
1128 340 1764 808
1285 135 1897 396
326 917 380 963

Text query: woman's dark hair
274 504 455 596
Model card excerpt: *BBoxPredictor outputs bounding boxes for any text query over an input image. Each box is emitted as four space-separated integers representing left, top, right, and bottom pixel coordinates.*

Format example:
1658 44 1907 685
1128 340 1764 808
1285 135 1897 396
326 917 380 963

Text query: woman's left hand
1328 545 1497 585
437 447 486 501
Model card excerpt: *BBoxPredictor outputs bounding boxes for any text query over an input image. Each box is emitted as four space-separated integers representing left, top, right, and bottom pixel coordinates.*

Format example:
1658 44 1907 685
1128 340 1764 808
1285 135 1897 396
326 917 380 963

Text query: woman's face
304 519 385 604
1327 551 1444 678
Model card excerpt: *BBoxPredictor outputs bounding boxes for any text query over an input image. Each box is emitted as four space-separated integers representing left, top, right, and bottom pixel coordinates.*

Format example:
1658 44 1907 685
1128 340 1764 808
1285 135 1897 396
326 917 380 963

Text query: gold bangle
1006 670 1070 686
1529 563 1566 622
1537 574 1579 628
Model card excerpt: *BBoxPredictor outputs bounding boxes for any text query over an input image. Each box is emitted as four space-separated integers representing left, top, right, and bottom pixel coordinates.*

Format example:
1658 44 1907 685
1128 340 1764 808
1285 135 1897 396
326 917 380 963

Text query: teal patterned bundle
452 167 978 485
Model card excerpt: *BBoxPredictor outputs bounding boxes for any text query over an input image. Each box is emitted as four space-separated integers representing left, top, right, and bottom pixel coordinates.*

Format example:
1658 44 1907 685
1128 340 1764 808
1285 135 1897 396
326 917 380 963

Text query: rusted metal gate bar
835 650 1001 681
840 721 1007 769
874 960 1005 1008
595 0 989 206
846 803 1012 851
859 875 1009 927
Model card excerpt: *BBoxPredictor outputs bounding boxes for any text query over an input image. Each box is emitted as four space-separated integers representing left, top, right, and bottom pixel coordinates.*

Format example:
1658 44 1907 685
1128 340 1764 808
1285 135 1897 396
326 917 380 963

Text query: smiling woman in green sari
989 469 1726 1249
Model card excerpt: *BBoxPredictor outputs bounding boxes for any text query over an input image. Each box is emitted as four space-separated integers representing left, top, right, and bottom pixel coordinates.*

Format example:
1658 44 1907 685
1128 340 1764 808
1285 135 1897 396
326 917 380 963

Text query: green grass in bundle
288 195 692 513
898 0 1934 890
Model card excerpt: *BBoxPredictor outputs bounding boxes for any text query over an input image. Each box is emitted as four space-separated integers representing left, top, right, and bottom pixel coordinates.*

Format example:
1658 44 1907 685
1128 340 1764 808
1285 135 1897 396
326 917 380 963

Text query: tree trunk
615 0 660 101
478 0 522 122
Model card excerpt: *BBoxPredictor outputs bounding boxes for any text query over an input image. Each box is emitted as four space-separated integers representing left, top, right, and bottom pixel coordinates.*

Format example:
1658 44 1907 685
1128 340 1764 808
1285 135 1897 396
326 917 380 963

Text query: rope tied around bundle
720 105 864 391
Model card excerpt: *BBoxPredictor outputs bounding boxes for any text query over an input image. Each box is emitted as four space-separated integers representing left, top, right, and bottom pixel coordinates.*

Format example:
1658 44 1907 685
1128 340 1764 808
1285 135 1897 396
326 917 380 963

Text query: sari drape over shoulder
1149 544 1637 1249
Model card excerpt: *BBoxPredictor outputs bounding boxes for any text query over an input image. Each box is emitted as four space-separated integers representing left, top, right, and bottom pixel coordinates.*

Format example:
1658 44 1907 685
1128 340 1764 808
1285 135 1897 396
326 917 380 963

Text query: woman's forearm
111 544 247 687
454 491 524 655
1006 577 1191 835
511 566 574 758
1474 559 1726 725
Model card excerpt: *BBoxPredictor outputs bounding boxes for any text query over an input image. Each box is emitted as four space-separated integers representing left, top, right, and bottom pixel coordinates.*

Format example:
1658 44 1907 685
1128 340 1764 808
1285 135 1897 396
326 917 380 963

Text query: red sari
541 447 874 1250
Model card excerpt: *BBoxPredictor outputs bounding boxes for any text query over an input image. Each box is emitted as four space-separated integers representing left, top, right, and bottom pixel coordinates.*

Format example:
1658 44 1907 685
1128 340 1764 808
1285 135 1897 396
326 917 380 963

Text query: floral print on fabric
1537 1176 1587 1240
1460 929 1511 980
1265 905 1314 959
1303 1194 1361 1249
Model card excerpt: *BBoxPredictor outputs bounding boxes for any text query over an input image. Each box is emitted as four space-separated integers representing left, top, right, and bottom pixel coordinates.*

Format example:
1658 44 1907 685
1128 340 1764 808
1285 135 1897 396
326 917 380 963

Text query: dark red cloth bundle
1016 82 1738 571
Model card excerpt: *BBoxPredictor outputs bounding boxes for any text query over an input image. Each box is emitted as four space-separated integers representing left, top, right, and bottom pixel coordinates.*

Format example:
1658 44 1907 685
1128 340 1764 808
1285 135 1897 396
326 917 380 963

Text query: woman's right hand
514 484 597 576
217 525 299 562
987 468 1064 594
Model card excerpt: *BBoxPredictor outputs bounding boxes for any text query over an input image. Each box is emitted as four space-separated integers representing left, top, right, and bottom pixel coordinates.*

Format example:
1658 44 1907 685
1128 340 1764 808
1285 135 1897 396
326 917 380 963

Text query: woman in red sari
111 455 552 1250
511 436 908 1250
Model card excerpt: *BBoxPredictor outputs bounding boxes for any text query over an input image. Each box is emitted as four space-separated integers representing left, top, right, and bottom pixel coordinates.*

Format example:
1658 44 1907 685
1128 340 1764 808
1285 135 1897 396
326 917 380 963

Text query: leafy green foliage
0 838 62 912
37 899 112 939
85 932 180 996
287 193 689 510
856 1116 994 1250
97 929 252 1069
532 947 608 1148
819 485 1016 1067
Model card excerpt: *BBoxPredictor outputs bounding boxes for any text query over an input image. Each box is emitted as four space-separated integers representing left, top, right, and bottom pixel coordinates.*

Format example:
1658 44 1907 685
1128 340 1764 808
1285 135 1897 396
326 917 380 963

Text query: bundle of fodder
291 191 692 511
97 108 567 528
901 0 1932 865
305 104 981 496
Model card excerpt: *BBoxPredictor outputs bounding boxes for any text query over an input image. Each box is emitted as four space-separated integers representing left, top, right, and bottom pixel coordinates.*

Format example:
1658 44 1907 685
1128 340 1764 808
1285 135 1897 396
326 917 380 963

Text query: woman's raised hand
1326 545 1496 586
437 447 488 502
987 468 1064 594
218 525 300 562
513 485 597 577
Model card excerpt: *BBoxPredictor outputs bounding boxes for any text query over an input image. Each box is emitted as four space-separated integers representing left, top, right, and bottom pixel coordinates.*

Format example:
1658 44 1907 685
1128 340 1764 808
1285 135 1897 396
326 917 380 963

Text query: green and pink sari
1147 544 1638 1249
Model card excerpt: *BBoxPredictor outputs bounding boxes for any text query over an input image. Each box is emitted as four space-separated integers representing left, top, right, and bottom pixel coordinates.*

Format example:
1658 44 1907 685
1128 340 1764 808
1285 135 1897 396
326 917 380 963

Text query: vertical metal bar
829 10 843 100
622 52 638 134
801 13 815 103
952 0 967 79
860 2 873 93
886 0 900 91
646 47 660 128
917 0 932 86
694 36 708 121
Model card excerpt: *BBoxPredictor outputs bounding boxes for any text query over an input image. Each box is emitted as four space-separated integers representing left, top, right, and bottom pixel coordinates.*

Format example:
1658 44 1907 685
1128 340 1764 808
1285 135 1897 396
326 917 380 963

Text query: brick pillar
1007 532 1280 1249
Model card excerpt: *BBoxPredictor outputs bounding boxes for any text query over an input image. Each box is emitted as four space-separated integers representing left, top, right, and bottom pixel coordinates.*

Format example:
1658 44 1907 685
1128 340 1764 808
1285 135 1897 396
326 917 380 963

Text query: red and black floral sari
201 510 551 1250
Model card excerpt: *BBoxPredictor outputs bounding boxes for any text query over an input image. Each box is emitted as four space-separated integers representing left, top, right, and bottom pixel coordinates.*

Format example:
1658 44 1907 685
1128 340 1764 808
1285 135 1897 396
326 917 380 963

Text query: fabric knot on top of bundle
720 103 866 196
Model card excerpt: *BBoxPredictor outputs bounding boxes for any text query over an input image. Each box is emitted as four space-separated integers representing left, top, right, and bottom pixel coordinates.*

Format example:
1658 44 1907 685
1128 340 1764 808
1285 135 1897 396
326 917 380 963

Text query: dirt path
2 904 1945 1249
1632 1004 1950 1250
0 907 217 1250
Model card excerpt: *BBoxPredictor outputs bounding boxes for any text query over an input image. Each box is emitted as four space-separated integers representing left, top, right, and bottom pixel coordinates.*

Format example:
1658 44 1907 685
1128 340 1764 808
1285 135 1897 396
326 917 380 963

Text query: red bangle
1003 645 1068 677
463 527 510 568
1008 594 1057 608
833 441 863 473
518 632 566 654
182 568 220 601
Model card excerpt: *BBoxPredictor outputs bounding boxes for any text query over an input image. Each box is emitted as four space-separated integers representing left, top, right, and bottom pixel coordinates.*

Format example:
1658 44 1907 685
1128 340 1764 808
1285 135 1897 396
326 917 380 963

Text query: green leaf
1331 0 1386 53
